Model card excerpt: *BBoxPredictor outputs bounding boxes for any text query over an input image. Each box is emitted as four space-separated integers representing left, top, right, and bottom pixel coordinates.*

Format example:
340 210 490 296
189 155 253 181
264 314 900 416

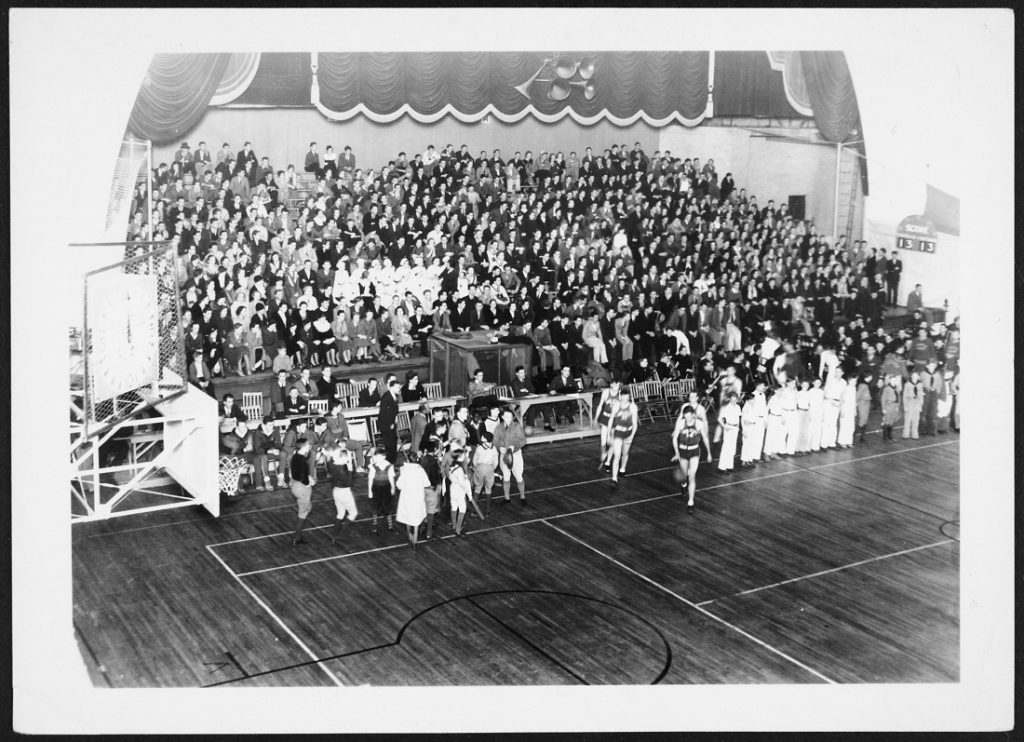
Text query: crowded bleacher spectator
138 137 958 451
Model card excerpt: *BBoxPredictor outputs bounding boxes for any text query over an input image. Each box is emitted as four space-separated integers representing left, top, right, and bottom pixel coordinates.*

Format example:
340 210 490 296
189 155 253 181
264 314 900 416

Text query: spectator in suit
906 283 924 313
547 365 580 425
378 377 403 463
358 377 382 407
269 369 292 414
251 416 286 490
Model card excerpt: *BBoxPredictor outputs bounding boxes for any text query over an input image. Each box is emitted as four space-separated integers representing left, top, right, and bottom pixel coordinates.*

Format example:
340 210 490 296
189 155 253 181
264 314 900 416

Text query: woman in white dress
395 455 431 550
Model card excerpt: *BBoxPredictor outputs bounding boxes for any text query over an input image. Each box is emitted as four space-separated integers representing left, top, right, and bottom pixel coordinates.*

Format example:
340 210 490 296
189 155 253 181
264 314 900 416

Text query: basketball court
72 420 959 688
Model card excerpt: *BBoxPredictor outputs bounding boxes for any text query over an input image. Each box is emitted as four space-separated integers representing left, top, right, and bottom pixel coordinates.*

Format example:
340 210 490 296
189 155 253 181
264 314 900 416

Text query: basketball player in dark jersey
672 405 710 515
608 387 639 487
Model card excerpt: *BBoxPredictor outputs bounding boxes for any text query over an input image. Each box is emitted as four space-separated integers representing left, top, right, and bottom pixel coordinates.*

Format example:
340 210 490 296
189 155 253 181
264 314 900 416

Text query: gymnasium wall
155 107 848 238
659 126 842 236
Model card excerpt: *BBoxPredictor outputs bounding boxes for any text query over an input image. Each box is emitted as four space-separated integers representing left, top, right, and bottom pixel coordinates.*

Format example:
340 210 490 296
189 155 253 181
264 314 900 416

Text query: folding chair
335 383 354 402
628 383 655 423
308 399 329 416
662 381 685 417
423 382 443 399
642 380 670 419
241 392 265 421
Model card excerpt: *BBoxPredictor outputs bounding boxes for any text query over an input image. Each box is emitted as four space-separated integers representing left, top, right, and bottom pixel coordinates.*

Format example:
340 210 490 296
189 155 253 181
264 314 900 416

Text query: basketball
672 467 685 483
502 450 514 468
237 473 252 490
523 425 535 436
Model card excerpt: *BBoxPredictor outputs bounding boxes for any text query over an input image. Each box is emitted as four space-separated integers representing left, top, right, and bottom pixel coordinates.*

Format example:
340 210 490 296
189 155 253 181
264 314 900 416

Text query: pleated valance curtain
315 51 710 125
127 53 230 144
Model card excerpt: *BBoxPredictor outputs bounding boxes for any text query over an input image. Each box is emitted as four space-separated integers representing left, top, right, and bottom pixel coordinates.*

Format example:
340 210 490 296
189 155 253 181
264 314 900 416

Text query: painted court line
540 520 837 685
227 442 957 578
694 539 956 607
204 545 343 687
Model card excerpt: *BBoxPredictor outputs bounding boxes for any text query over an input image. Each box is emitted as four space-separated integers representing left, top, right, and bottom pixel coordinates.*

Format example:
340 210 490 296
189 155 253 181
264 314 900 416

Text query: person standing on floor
779 378 799 456
325 446 357 545
367 450 396 535
902 370 924 440
378 378 402 463
837 374 858 448
919 359 941 436
471 431 499 516
672 405 710 515
493 407 529 507
807 377 825 452
595 380 622 471
395 452 431 550
935 367 954 433
608 387 639 487
794 379 813 455
820 366 845 449
448 450 477 537
289 438 314 547
762 385 786 461
716 392 741 473
855 372 874 443
419 440 444 540
740 383 768 467
880 374 901 442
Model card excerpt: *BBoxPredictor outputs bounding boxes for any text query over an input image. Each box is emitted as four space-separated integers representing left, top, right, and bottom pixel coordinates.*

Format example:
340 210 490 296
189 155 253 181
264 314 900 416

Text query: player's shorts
332 487 357 521
424 485 440 514
290 481 313 519
472 466 496 492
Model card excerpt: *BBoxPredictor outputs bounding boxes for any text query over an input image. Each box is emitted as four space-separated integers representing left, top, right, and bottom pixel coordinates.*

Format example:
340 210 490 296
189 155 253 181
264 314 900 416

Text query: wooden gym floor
71 414 959 687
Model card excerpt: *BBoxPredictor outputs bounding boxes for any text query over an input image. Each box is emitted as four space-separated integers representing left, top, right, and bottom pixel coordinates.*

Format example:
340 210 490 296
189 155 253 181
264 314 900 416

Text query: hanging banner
895 214 937 254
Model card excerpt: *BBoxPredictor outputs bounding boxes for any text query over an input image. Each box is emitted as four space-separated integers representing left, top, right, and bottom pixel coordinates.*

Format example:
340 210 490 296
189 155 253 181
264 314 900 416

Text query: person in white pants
723 300 742 352
741 383 768 466
779 378 799 455
794 379 813 454
762 387 786 460
716 393 741 472
820 368 845 449
582 312 607 364
837 376 858 448
807 377 825 452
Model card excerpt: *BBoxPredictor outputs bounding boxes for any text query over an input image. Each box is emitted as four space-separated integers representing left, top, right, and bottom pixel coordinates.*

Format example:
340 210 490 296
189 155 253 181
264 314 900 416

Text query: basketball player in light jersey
608 387 639 487
595 380 622 471
672 405 710 515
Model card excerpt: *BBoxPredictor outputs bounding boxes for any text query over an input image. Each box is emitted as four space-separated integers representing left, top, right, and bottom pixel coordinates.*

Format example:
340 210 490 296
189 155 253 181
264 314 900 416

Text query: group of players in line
284 360 938 547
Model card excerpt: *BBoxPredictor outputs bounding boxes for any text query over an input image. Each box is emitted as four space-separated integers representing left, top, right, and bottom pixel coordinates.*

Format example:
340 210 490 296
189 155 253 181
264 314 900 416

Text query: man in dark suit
378 378 402 463
886 255 903 307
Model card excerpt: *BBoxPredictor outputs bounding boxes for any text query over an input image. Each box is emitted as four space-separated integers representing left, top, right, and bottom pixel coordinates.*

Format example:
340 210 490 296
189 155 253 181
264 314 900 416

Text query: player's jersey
676 422 702 458
611 404 635 438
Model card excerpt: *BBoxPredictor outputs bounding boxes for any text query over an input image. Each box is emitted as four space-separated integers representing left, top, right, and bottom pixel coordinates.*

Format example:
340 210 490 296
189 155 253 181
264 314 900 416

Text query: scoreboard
896 215 938 254
896 235 936 253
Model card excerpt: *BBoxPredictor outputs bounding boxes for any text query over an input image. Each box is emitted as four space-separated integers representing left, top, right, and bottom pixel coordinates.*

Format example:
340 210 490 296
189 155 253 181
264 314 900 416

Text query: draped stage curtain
314 51 710 126
208 52 262 106
801 51 868 194
712 51 805 118
127 53 230 144
801 51 861 143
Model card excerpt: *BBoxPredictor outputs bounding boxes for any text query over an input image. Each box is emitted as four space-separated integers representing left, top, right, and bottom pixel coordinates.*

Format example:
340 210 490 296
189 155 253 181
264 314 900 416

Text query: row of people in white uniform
711 366 862 471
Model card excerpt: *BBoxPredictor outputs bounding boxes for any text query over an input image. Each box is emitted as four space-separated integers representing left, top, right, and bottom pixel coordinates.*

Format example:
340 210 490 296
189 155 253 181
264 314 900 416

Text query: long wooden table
241 396 463 436
498 391 601 444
